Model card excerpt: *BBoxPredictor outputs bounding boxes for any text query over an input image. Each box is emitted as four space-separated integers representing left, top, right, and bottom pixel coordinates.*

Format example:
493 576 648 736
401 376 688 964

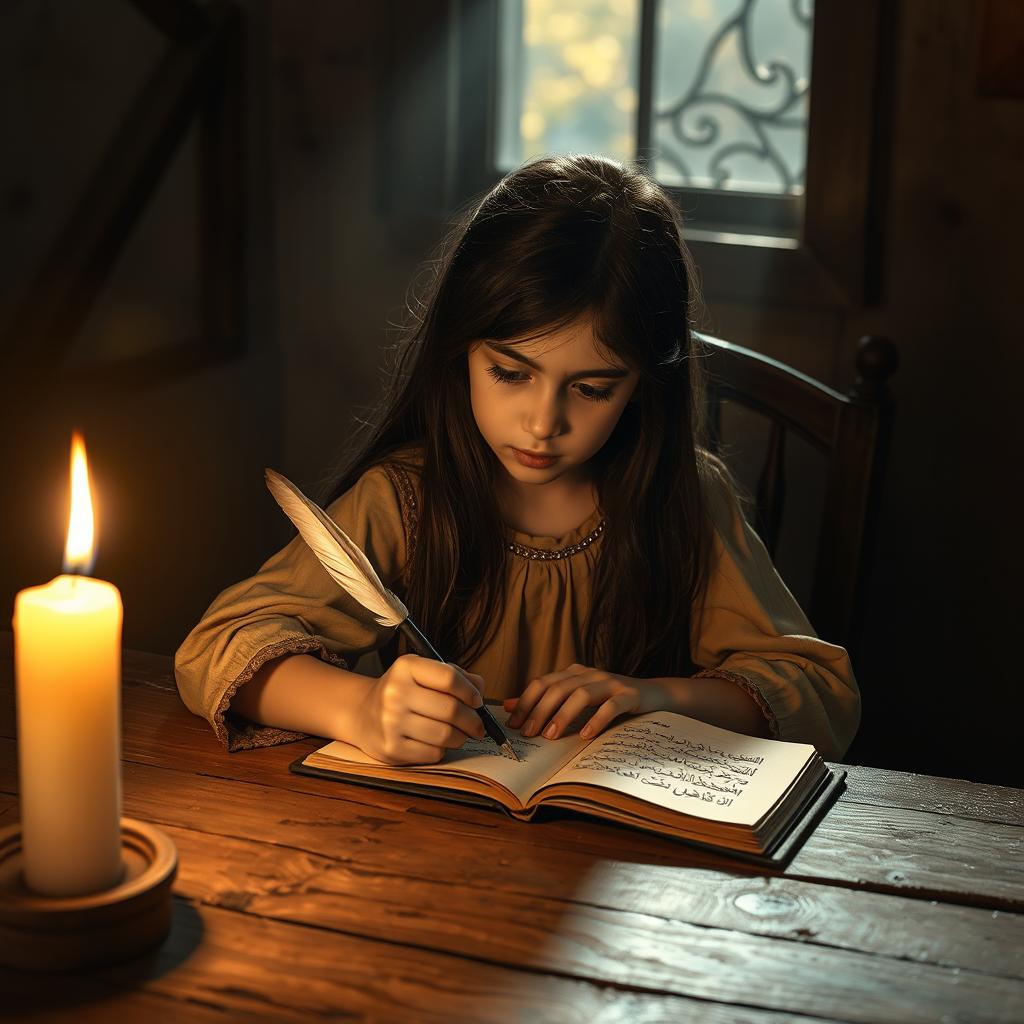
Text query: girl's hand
503 663 655 741
356 654 486 765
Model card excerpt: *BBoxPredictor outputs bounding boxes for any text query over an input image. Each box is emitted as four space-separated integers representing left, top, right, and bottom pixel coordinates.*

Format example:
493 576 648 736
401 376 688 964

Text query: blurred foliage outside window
497 0 813 197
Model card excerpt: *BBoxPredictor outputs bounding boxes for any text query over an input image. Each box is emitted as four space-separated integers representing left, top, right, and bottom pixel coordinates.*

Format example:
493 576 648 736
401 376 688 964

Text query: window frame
633 0 806 239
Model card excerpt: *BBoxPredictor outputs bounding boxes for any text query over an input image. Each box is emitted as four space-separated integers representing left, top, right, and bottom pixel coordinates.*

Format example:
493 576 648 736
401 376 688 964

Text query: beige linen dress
174 447 860 760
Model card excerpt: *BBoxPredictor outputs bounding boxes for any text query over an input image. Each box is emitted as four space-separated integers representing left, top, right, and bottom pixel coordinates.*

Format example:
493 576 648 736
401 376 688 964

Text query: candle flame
63 432 96 576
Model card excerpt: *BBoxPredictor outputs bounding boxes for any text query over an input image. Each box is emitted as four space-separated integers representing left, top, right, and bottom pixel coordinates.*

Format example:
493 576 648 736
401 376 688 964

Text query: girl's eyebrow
484 341 630 381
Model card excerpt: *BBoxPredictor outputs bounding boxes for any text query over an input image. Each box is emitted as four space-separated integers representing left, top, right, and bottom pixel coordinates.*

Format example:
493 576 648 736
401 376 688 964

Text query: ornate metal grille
652 0 813 194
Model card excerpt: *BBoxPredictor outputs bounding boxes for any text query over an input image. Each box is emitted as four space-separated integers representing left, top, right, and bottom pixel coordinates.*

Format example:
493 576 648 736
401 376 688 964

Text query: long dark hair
321 154 716 678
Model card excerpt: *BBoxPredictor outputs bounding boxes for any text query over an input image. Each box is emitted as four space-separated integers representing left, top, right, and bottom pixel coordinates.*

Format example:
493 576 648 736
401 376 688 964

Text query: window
379 0 891 308
496 0 813 238
439 0 892 308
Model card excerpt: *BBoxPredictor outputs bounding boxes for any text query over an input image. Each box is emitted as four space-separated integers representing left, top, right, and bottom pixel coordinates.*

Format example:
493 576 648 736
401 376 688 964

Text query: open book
290 705 844 866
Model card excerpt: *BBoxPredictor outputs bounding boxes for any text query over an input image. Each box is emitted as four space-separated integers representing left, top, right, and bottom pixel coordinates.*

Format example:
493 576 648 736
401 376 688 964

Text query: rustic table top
1 635 1022 1022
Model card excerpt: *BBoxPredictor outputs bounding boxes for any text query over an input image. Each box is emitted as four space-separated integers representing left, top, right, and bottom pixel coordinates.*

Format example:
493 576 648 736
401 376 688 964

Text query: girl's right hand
354 654 486 765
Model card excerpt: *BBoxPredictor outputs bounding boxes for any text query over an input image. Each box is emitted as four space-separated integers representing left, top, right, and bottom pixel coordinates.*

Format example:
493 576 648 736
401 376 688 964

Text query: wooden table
1 637 1022 1022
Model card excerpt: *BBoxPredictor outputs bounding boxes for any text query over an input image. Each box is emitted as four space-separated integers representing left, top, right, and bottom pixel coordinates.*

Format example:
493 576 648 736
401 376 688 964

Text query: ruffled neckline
506 504 604 550
383 445 606 554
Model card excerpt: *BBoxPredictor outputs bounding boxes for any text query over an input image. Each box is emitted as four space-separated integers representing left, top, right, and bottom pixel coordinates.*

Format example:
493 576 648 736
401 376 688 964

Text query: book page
543 712 815 826
310 705 591 805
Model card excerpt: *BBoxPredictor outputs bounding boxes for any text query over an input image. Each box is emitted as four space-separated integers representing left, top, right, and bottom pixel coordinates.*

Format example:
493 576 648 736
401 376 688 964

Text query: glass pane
496 0 640 171
652 0 813 194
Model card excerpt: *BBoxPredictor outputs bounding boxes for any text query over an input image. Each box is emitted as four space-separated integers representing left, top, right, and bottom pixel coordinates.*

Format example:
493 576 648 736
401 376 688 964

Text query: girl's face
467 316 640 489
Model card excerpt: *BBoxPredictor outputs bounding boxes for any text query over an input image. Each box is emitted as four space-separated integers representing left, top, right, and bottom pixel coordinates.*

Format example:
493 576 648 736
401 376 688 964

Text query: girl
174 154 859 765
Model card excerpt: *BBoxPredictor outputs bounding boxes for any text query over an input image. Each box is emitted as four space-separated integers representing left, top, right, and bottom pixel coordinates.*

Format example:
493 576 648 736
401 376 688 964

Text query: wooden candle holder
0 817 177 971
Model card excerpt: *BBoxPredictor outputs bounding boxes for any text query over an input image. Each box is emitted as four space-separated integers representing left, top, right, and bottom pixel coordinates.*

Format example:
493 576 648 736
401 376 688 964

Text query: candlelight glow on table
12 432 124 896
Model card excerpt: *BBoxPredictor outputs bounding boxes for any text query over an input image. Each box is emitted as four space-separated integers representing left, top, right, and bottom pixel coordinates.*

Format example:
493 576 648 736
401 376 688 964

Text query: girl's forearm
644 675 773 739
230 653 375 742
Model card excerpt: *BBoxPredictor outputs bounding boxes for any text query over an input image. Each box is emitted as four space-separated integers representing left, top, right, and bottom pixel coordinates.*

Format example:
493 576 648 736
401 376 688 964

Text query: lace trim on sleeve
694 667 781 740
214 635 350 752
381 461 419 588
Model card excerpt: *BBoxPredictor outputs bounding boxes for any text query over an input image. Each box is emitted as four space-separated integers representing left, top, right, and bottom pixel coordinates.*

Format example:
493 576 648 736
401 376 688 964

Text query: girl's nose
525 392 565 439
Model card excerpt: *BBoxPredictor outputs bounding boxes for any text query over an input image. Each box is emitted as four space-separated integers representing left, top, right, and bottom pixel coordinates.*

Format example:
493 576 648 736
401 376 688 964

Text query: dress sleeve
691 469 861 761
173 464 409 752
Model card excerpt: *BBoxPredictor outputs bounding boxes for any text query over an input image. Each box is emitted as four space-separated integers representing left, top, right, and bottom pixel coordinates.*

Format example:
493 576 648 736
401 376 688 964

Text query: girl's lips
511 447 559 468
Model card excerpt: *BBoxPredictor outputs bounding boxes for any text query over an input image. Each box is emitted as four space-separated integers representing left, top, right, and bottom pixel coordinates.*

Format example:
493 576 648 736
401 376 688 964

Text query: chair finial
853 336 899 398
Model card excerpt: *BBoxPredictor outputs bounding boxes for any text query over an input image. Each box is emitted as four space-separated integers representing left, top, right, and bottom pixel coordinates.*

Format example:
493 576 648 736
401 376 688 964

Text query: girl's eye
485 364 527 385
485 365 615 403
577 383 614 403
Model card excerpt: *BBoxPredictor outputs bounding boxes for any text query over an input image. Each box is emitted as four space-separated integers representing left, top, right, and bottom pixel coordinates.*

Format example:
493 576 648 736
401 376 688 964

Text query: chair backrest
694 332 899 657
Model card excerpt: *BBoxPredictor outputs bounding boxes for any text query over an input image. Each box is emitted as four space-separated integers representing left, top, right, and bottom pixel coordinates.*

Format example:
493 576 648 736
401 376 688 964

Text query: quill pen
265 468 520 761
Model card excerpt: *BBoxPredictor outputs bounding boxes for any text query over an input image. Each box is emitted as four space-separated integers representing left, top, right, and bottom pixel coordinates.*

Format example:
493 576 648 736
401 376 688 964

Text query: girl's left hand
502 663 651 741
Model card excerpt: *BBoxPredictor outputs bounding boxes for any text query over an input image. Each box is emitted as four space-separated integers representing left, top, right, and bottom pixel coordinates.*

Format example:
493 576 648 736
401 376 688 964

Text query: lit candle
12 433 123 896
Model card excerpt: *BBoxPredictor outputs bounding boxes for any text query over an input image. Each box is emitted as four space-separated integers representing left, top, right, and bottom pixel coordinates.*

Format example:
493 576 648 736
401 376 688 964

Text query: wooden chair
694 332 899 658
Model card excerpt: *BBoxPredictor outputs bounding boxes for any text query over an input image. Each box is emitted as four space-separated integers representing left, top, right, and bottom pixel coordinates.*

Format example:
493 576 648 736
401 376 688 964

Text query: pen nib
501 740 521 762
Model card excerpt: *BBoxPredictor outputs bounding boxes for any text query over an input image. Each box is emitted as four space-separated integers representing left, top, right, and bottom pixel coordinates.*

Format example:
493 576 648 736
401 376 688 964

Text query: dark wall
0 0 283 656
2 1 1020 786
846 1 1023 784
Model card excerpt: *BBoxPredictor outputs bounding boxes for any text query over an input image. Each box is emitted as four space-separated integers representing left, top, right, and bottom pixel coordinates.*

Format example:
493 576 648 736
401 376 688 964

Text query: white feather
265 468 408 629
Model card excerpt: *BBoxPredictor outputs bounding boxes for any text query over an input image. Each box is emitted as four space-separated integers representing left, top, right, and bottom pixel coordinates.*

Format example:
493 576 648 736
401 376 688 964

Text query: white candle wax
13 574 124 896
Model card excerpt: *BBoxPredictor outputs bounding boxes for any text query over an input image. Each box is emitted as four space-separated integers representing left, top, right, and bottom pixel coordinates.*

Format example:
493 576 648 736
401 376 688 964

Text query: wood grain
5 838 1019 1024
787 800 1024 909
0 899 845 1024
2 636 1022 1022
839 762 1024 827
3 738 1021 974
162 819 1024 980
0 730 1017 915
0 984 258 1024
